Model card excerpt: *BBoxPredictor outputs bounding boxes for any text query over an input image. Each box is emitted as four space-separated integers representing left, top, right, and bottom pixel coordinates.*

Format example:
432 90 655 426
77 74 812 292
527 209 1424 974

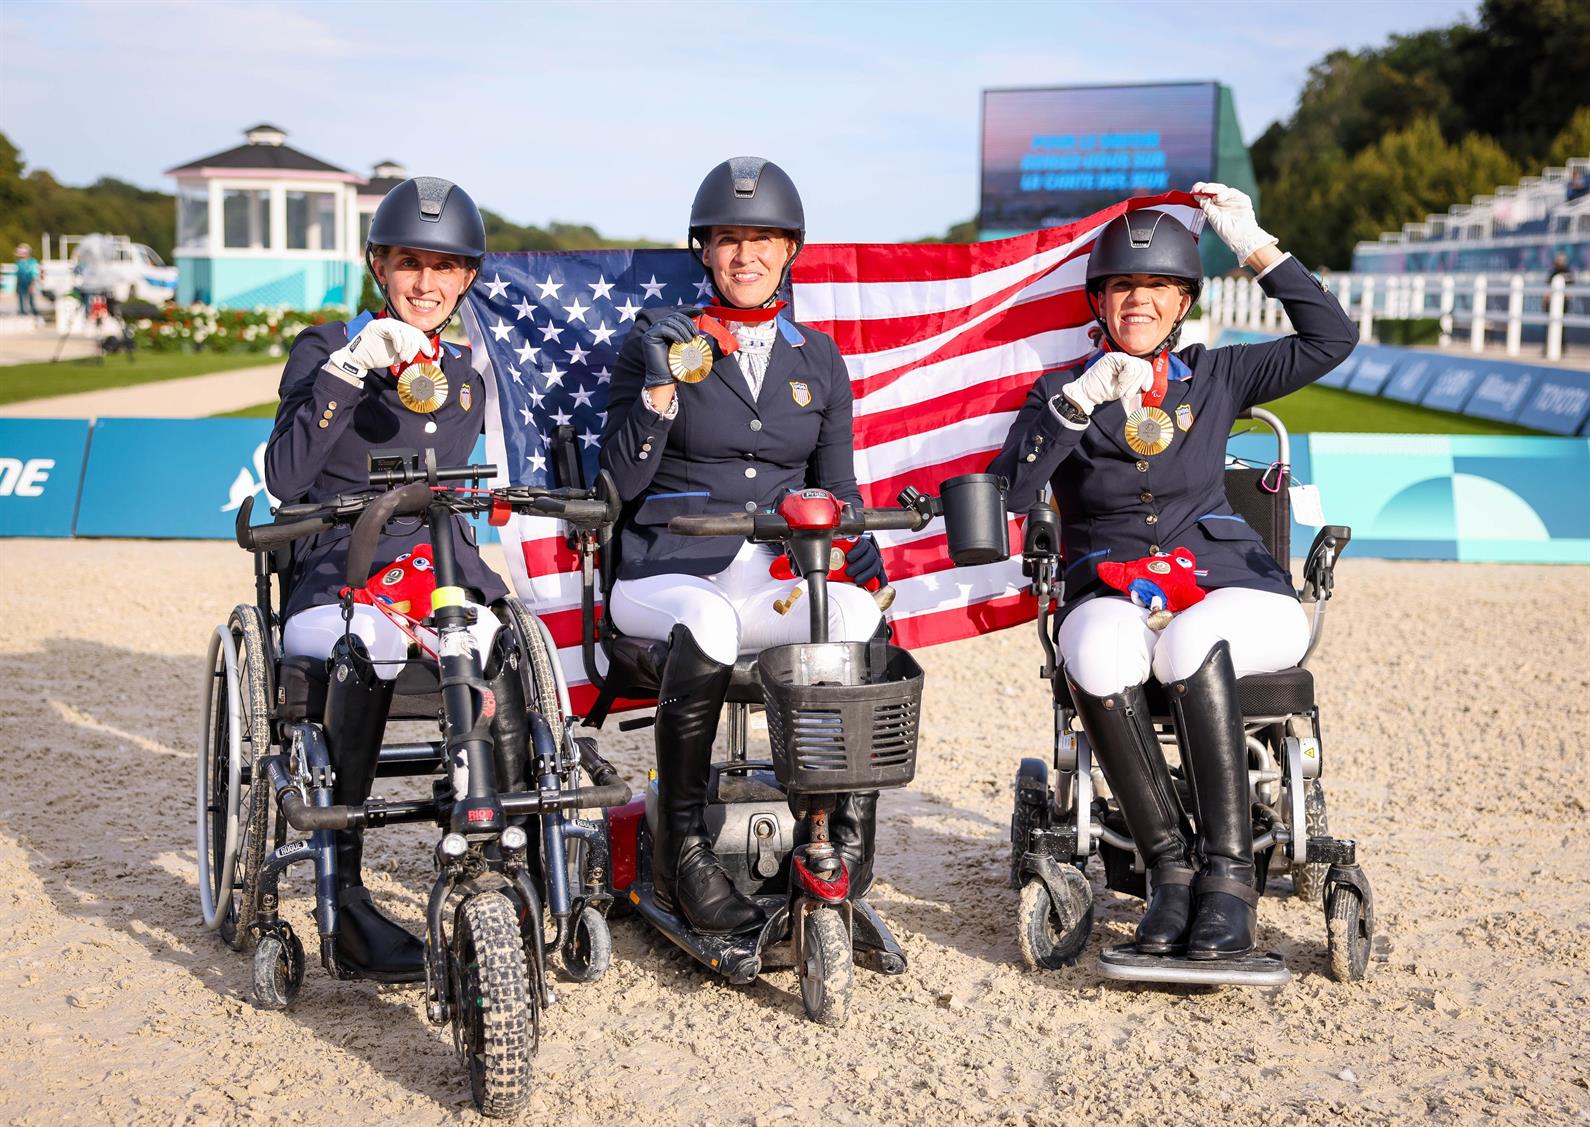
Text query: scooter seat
608 635 764 703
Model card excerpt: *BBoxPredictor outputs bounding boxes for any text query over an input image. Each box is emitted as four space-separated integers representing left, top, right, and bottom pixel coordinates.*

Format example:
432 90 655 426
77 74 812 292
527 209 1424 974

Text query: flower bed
130 306 346 354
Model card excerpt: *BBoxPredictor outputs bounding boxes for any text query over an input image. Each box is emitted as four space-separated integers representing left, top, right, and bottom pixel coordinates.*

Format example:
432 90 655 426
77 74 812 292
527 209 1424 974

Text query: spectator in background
1549 253 1573 284
1567 169 1588 203
13 244 41 321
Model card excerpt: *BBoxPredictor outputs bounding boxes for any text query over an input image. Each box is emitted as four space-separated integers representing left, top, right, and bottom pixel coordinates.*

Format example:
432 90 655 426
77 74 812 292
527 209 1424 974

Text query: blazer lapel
713 342 759 413
755 331 796 414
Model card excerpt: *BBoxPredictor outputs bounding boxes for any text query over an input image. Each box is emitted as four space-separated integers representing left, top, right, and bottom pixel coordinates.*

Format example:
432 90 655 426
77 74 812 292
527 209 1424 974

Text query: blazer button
327 401 338 410
1145 514 1158 525
318 419 329 428
1135 460 1149 472
745 467 757 479
749 419 763 431
1139 491 1153 503
1025 453 1037 462
637 452 648 460
1149 544 1161 554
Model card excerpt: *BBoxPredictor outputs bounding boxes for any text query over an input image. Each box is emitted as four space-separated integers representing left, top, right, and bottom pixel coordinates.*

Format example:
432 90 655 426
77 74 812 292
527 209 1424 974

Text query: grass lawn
0 352 269 405
1254 383 1543 435
214 382 1550 435
215 401 278 419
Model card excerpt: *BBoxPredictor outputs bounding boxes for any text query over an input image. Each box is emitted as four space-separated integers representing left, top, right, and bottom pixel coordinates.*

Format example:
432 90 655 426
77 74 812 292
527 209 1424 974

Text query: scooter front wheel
799 907 853 1027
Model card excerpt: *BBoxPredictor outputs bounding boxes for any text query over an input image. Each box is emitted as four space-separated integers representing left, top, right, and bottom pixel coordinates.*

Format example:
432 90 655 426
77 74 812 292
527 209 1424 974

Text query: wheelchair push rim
197 622 244 931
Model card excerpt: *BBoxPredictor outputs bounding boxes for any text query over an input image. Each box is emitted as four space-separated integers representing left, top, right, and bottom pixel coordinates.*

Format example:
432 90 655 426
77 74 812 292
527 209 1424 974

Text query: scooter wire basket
757 641 923 794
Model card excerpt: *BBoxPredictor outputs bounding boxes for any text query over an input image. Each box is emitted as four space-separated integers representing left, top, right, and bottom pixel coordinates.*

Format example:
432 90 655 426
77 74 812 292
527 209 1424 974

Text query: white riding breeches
282 601 505 681
1058 587 1310 698
608 541 884 666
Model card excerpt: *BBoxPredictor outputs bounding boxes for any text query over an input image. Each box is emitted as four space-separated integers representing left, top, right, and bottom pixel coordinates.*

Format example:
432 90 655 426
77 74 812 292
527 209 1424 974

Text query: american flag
463 191 1205 712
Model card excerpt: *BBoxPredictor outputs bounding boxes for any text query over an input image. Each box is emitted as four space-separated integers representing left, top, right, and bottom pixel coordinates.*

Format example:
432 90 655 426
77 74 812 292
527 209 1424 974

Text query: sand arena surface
0 539 1586 1125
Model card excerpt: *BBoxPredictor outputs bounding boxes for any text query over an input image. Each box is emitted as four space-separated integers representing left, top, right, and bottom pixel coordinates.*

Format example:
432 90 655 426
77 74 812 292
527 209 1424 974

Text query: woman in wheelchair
988 186 1356 960
598 157 886 936
262 177 533 983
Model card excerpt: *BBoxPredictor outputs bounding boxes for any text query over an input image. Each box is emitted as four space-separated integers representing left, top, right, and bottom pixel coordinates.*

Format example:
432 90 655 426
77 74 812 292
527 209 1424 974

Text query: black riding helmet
1085 210 1203 355
365 176 487 332
688 157 805 303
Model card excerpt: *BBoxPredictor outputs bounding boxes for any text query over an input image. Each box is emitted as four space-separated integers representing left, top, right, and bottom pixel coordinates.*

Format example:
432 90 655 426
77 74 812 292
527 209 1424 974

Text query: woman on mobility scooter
988 185 1355 960
599 157 887 935
263 176 534 982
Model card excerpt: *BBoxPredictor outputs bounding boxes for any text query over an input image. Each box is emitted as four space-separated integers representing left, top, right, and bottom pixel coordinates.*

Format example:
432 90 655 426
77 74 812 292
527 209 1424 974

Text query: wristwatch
1049 392 1089 426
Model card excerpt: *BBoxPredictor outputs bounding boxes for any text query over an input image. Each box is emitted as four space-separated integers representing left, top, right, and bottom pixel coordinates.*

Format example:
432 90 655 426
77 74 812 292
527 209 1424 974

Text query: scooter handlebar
669 513 758 537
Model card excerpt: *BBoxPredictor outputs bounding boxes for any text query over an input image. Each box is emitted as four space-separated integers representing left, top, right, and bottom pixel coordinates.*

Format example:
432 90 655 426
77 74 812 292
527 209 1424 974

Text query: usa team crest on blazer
790 380 812 407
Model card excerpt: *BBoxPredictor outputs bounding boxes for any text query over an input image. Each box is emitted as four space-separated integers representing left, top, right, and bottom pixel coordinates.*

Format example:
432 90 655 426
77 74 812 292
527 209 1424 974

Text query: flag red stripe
889 590 1038 649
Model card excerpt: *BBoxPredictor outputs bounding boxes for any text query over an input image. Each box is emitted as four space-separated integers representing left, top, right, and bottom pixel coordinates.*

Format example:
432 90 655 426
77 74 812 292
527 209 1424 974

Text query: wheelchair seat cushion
1074 666 1315 719
277 654 444 723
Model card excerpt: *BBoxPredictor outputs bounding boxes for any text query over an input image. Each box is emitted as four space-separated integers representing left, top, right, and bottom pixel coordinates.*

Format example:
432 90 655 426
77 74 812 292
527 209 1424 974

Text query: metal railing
1203 272 1590 360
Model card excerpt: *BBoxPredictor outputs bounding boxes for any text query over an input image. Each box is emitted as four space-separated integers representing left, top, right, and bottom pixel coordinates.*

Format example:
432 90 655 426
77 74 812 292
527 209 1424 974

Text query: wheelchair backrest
1225 407 1292 581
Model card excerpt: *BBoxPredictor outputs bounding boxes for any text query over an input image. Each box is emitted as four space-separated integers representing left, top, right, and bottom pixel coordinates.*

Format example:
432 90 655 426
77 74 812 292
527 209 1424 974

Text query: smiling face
1098 274 1193 357
704 225 797 308
371 246 477 333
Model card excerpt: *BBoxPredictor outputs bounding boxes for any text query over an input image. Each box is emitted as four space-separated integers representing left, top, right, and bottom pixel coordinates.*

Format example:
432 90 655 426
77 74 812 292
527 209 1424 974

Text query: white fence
1203 272 1590 361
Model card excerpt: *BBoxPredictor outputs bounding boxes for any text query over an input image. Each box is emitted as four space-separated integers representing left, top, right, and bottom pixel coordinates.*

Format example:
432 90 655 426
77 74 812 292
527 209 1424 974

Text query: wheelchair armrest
1301 524 1352 602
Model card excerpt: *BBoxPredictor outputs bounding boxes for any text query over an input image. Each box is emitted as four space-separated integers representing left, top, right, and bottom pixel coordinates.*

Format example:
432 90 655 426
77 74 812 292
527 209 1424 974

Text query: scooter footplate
1098 944 1291 987
628 885 787 985
851 898 908 975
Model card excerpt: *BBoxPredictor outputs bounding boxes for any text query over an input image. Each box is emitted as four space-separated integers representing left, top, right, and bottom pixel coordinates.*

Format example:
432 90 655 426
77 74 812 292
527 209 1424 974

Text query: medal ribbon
694 299 789 355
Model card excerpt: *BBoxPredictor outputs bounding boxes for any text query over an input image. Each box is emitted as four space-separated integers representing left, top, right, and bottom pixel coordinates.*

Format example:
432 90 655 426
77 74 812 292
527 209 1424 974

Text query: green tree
1544 106 1590 167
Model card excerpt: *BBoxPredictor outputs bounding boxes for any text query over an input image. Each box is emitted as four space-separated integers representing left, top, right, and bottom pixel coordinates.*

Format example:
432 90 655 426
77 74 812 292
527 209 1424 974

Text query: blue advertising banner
1307 434 1590 562
1345 348 1400 396
1515 369 1590 435
1419 363 1484 414
1464 367 1539 423
1381 355 1442 404
72 418 500 542
75 418 274 538
0 419 91 537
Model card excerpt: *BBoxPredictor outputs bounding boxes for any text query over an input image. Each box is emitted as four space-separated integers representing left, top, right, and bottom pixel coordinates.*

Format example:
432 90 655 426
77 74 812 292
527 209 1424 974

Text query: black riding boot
652 626 765 934
829 791 879 899
1168 642 1260 960
1068 676 1196 955
484 635 543 885
325 638 425 982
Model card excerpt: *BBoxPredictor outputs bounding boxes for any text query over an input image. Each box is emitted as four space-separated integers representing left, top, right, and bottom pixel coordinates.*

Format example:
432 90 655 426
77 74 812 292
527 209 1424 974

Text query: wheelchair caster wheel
252 929 305 1010
1017 875 1092 971
561 904 612 983
799 906 853 1027
1326 886 1371 982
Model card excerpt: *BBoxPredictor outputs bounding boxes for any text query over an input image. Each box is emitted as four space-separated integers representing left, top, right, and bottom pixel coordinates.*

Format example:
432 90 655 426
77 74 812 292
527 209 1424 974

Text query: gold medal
397 362 449 414
667 336 714 384
1124 406 1174 456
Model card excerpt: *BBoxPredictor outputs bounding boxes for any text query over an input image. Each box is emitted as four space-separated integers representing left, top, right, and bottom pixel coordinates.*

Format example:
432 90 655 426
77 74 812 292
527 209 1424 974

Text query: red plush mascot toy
1096 546 1206 631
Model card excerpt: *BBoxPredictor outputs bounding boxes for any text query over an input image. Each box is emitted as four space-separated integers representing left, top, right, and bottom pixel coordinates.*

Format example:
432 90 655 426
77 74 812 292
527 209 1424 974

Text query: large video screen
980 83 1219 236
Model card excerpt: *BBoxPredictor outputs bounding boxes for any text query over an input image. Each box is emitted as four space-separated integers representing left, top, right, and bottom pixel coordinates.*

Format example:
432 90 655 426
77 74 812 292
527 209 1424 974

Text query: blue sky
0 0 1477 243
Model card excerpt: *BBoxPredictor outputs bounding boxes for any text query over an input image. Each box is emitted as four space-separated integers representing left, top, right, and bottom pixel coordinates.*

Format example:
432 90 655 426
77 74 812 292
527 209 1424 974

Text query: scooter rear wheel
799 907 853 1027
453 891 535 1117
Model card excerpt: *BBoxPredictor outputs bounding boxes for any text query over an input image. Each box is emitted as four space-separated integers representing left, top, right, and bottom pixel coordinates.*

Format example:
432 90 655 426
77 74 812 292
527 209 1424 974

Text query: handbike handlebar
345 481 434 589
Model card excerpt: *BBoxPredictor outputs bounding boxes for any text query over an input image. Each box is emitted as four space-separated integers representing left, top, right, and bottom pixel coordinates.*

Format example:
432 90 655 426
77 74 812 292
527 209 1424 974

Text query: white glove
1192 181 1277 265
1061 352 1154 415
324 319 435 385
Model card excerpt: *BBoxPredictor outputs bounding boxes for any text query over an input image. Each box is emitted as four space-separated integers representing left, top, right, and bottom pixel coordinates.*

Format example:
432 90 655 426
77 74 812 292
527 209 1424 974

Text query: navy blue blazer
599 306 863 580
988 255 1356 609
264 314 508 619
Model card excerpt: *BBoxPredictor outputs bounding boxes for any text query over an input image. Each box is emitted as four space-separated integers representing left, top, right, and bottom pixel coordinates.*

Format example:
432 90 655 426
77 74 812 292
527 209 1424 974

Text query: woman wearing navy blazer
599 158 886 935
989 186 1356 960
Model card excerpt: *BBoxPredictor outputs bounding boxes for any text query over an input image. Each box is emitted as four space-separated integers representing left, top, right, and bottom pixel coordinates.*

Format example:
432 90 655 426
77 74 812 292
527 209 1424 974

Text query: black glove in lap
845 534 886 589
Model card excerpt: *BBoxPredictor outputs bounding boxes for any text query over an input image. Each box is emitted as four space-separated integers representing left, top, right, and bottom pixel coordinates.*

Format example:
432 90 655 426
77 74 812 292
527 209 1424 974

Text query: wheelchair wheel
1326 886 1372 982
197 607 273 948
1291 780 1329 902
560 903 612 982
1017 876 1092 971
453 891 535 1118
799 906 853 1027
497 598 565 731
251 927 305 1010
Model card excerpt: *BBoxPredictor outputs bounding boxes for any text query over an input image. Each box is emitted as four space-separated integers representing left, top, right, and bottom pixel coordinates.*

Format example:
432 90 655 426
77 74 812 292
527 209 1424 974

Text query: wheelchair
195 454 628 1115
1009 407 1374 987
